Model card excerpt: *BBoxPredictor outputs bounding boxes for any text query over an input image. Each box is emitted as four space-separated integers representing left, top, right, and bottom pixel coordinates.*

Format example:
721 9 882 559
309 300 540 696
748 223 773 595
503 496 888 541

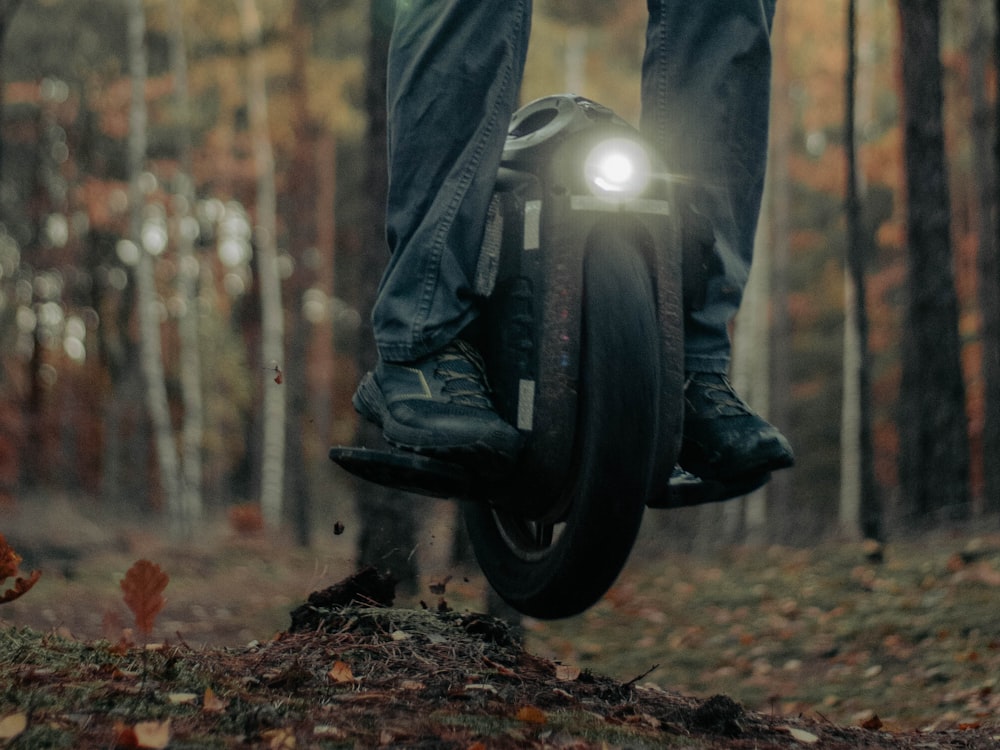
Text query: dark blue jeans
373 0 776 375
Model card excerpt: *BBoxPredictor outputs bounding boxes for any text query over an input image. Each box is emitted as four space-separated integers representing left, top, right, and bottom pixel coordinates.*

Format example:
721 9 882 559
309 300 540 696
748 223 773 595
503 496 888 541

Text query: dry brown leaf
0 712 27 741
0 568 41 605
515 705 547 724
0 534 21 581
120 560 169 636
0 534 41 605
203 686 228 713
133 720 171 749
328 660 355 683
860 714 883 730
262 727 296 748
114 722 140 748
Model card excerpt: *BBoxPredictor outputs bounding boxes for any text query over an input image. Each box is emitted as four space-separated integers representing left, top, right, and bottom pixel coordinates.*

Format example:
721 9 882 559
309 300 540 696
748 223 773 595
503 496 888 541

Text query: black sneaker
353 340 522 462
679 372 794 482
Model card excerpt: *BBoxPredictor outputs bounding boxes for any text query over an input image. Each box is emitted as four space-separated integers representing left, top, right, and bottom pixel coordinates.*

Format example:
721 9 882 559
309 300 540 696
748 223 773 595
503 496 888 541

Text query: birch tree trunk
169 0 203 535
127 0 182 527
842 0 883 541
239 0 285 529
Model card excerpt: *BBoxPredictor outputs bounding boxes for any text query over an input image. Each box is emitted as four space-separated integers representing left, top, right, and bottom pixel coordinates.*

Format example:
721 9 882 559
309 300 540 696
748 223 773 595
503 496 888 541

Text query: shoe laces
684 373 753 417
434 340 495 409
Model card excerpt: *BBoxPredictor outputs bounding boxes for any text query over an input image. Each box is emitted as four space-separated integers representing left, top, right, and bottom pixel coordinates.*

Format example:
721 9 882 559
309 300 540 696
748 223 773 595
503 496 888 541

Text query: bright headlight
583 138 651 199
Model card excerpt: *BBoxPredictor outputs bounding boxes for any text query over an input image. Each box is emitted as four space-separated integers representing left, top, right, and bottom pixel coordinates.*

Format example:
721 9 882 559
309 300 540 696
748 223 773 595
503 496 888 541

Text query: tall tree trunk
896 0 971 524
169 0 203 537
239 0 286 530
843 0 883 541
354 0 420 593
729 174 772 547
127 0 182 527
0 0 24 182
283 0 318 547
972 0 1000 516
765 2 794 543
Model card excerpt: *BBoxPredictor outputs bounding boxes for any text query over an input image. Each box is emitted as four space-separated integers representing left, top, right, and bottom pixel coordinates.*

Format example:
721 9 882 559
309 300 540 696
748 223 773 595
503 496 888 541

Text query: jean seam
409 1 527 355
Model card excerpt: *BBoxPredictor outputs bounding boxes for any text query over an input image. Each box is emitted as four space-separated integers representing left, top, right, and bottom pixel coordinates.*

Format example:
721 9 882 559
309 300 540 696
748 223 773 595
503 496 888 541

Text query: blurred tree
994 0 1000 515
539 0 615 27
169 0 204 535
238 0 285 530
282 0 321 547
842 0 882 541
970 0 1000 515
896 0 971 523
128 0 183 527
0 0 24 180
765 3 794 543
353 0 420 593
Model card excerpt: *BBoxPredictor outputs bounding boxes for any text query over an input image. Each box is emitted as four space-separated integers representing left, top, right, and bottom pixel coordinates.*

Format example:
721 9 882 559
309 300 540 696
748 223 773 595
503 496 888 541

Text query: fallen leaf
114 723 139 748
0 534 41 604
203 686 227 712
860 714 883 731
328 660 355 683
516 705 547 725
133 720 171 749
0 712 27 741
120 560 169 635
555 664 581 681
167 692 198 705
261 727 296 748
0 568 41 605
781 726 819 744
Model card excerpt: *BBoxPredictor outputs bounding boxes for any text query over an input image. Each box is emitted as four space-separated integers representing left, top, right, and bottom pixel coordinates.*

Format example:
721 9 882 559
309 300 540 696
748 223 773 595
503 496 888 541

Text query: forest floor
2 496 1000 748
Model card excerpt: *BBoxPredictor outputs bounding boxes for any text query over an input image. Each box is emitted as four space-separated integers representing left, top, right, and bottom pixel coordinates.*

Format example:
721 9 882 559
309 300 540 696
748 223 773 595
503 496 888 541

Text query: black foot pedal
329 446 476 500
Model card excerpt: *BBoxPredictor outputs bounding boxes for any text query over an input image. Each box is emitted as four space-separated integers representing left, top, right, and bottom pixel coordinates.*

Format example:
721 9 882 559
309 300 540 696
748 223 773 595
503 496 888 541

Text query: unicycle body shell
330 95 684 618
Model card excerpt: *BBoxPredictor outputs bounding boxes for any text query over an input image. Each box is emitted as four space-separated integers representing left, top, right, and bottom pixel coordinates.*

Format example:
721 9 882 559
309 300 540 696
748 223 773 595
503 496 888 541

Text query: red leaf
0 570 42 605
0 533 20 581
0 534 41 605
120 560 169 636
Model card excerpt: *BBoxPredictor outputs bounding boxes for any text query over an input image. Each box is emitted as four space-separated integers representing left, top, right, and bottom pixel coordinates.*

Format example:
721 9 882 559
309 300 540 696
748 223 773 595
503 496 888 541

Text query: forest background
0 0 999 579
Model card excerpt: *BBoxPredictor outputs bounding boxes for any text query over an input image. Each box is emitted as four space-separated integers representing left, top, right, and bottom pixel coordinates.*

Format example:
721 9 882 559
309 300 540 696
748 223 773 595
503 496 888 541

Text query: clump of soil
4 567 999 748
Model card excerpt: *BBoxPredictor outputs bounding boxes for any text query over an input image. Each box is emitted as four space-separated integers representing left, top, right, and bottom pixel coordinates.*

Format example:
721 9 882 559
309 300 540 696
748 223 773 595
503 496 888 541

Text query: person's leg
355 0 531 460
641 0 793 483
374 0 532 363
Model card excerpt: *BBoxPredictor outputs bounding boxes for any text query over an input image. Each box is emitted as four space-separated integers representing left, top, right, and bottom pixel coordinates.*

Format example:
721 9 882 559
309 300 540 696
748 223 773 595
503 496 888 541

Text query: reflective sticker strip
474 193 503 296
569 196 671 215
524 200 541 250
517 378 536 431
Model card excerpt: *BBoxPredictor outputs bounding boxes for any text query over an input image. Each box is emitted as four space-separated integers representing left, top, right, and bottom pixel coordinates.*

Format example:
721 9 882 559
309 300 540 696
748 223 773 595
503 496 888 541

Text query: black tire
464 231 662 619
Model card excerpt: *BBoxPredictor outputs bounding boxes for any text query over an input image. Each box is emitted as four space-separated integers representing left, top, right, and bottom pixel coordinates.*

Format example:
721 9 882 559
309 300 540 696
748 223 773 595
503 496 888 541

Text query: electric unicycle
331 95 684 618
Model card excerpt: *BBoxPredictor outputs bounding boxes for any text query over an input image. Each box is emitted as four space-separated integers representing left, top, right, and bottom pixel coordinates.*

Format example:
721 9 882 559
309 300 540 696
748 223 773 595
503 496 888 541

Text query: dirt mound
2 568 999 748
